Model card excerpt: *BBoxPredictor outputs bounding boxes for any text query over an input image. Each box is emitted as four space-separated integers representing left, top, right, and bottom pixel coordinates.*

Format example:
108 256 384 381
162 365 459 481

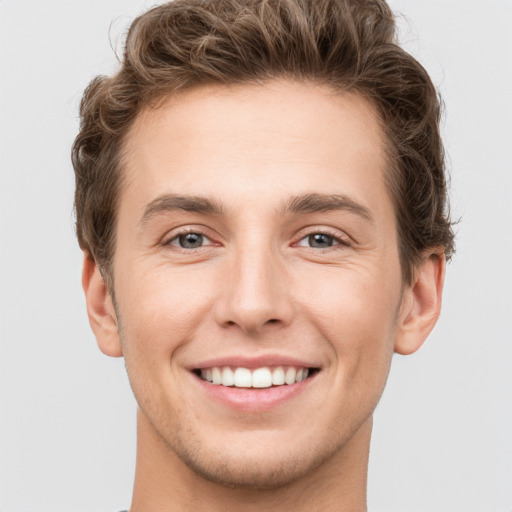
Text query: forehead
121 80 391 217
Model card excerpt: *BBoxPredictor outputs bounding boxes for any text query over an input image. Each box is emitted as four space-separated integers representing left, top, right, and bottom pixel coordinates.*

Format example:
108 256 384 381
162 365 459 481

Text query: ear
394 253 446 355
82 253 123 357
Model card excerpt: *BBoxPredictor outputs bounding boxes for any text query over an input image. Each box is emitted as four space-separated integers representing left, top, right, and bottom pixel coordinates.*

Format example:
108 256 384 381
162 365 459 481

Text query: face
95 80 421 488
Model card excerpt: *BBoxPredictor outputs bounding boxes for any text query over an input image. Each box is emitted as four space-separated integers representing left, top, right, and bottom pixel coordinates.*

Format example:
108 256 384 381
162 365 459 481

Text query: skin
83 80 445 511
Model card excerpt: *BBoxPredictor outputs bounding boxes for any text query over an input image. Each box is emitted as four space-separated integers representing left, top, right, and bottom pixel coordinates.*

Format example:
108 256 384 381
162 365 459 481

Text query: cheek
301 267 400 382
303 263 400 335
115 268 215 418
115 264 215 363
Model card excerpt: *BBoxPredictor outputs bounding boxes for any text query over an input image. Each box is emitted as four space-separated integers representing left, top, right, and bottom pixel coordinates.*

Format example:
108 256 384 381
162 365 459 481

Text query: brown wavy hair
72 0 455 286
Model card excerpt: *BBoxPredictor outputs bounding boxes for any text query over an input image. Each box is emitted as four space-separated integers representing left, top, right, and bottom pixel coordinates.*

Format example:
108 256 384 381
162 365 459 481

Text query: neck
129 409 371 512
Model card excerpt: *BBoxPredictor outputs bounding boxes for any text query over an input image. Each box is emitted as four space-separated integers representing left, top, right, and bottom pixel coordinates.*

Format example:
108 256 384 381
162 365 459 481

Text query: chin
175 447 327 490
164 426 344 491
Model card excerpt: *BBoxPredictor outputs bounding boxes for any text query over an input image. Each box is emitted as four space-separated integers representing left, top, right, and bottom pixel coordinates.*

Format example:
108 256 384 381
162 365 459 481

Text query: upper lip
189 354 322 370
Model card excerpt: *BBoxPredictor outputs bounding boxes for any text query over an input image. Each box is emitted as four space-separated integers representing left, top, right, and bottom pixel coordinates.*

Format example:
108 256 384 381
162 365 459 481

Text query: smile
196 366 317 388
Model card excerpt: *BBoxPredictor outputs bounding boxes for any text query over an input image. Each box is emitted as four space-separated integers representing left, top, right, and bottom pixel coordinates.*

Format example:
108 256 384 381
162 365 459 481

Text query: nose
213 244 294 335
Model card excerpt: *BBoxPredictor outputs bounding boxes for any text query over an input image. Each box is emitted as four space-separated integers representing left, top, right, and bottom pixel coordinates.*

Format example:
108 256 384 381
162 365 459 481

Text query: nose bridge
215 233 293 333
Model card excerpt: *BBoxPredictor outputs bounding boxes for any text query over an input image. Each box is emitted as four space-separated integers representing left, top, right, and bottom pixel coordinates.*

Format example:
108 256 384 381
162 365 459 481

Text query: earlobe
394 253 446 355
82 253 123 357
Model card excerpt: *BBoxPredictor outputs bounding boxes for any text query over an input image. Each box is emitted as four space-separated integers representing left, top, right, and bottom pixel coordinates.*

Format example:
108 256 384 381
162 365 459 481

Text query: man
72 0 454 510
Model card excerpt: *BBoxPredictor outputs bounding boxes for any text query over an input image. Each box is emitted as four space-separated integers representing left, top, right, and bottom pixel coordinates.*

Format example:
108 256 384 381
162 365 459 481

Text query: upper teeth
200 366 310 388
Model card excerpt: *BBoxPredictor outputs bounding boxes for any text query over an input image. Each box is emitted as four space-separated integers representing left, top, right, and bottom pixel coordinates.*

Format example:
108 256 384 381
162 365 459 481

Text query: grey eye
304 233 335 248
175 233 204 248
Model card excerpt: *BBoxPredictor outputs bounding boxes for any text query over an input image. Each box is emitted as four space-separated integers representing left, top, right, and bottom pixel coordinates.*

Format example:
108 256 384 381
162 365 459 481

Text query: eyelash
162 227 351 251
163 229 216 251
296 230 351 250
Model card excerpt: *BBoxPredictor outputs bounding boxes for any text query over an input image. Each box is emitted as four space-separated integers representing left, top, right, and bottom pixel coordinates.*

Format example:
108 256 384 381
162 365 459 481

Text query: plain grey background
0 1 511 511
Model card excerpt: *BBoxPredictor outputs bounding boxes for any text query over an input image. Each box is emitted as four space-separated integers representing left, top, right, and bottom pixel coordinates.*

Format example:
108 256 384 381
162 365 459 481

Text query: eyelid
160 225 351 250
161 226 217 248
294 227 352 248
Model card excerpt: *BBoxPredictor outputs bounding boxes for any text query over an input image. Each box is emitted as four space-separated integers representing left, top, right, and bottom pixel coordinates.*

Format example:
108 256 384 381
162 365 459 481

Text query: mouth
193 365 320 389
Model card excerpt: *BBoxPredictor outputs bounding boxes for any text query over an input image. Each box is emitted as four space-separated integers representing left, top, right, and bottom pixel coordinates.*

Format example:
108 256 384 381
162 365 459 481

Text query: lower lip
192 372 318 412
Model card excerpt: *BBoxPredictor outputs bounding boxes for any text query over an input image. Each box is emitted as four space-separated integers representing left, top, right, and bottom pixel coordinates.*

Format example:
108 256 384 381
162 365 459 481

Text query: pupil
180 233 203 248
309 233 333 248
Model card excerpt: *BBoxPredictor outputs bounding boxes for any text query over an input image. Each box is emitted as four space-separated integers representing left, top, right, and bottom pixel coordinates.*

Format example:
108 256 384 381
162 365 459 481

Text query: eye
166 231 213 249
296 232 348 249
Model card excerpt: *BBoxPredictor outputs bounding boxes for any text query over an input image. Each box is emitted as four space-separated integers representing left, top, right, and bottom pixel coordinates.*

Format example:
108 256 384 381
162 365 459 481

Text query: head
74 0 453 492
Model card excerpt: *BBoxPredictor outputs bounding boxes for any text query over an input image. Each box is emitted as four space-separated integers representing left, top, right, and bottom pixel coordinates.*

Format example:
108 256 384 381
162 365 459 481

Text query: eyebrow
140 194 225 225
140 192 373 225
281 193 373 221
